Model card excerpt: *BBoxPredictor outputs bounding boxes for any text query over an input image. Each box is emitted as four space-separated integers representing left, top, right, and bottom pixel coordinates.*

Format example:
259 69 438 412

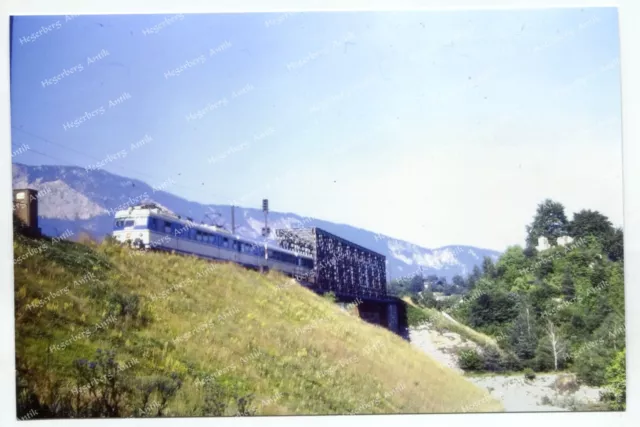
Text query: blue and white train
111 203 314 277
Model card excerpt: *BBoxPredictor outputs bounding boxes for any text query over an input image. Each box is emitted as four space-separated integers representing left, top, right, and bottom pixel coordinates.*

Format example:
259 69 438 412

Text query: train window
223 238 229 248
124 220 135 227
196 231 202 241
189 229 196 240
164 221 172 233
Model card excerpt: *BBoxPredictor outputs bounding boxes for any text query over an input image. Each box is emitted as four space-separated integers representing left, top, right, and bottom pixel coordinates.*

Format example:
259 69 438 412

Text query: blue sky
10 8 623 251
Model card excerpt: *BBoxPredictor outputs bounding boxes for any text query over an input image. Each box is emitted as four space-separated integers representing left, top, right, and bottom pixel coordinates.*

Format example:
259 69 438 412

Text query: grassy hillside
404 298 501 351
13 231 502 418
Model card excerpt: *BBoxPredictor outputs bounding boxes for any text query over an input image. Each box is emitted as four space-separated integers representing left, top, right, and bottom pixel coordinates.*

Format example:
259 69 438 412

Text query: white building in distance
557 235 575 247
536 236 551 251
536 235 574 251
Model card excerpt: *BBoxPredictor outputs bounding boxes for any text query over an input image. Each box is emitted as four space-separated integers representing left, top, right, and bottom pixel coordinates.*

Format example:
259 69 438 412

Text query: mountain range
12 162 500 280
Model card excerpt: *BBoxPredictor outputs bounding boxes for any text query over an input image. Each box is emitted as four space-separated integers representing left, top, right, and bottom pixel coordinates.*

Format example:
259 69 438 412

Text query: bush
322 292 337 303
458 348 484 371
552 374 579 394
573 343 612 386
500 350 523 371
524 368 536 381
412 291 438 309
602 349 625 410
406 305 430 327
482 346 504 372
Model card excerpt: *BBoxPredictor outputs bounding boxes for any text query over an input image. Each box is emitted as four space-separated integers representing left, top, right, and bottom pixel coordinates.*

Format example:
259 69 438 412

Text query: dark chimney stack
13 189 41 236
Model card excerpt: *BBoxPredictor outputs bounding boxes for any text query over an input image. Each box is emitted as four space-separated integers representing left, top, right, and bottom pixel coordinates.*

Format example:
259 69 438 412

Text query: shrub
68 349 137 417
135 373 183 416
202 381 228 416
573 343 611 386
406 305 430 327
500 350 523 371
602 349 625 410
412 291 438 309
524 368 536 381
322 292 337 303
552 374 580 394
458 348 484 371
482 345 504 372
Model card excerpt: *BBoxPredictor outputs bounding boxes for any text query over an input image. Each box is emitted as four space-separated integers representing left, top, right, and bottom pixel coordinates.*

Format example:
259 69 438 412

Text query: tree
425 274 439 283
568 209 614 242
482 256 496 278
523 246 536 259
469 291 519 328
452 275 465 287
412 290 437 309
602 349 626 410
468 265 482 290
495 246 528 285
573 342 613 386
590 261 608 289
452 275 465 288
603 227 624 262
561 267 575 301
543 320 567 371
508 303 538 361
526 199 569 248
409 274 425 294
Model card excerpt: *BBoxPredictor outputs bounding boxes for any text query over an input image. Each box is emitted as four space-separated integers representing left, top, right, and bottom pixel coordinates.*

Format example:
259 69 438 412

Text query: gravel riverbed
409 326 605 412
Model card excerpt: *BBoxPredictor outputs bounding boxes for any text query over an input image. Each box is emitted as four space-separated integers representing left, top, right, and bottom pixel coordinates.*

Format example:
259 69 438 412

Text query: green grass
14 233 503 416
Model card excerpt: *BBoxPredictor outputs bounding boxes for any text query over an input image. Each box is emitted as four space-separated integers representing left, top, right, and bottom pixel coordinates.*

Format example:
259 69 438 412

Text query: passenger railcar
111 204 314 278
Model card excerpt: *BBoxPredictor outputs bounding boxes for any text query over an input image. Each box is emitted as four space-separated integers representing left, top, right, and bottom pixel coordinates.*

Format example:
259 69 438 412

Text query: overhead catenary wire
11 126 228 203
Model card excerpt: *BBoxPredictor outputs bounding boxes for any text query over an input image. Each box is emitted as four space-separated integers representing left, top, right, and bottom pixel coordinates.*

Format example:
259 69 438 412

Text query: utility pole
10 16 14 89
231 205 235 234
261 199 270 272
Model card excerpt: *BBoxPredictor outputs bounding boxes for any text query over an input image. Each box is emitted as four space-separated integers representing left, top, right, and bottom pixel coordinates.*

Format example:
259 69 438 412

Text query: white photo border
0 1 636 427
